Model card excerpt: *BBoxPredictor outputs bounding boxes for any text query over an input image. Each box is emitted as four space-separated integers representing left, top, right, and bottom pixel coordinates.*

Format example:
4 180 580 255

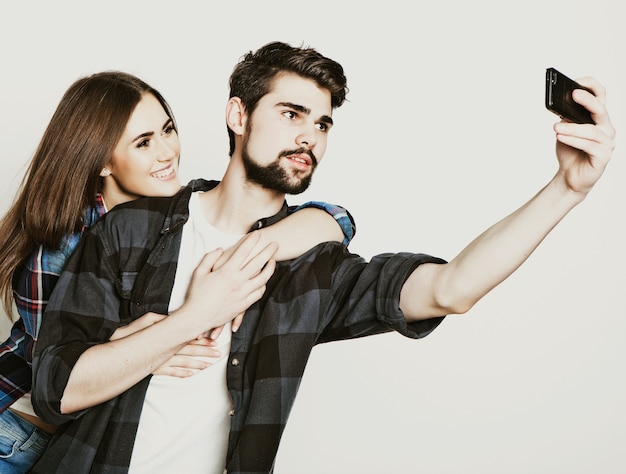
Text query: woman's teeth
151 167 174 179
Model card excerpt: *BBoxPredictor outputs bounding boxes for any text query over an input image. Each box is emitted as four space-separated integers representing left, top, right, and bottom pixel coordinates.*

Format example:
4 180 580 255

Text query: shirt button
228 409 235 416
231 358 239 366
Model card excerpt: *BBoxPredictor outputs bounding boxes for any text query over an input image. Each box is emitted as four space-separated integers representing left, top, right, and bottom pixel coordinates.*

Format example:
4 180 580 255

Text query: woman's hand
151 335 220 377
111 314 219 378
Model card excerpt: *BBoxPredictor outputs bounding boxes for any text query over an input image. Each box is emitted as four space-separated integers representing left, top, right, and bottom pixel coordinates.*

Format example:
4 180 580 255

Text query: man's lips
280 148 317 168
285 153 312 166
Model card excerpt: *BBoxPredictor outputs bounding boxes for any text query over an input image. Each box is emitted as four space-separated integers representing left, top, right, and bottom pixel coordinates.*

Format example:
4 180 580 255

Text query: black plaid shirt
31 179 446 474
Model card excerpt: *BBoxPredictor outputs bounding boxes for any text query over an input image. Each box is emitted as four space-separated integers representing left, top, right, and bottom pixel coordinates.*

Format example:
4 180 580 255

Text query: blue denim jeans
0 409 52 474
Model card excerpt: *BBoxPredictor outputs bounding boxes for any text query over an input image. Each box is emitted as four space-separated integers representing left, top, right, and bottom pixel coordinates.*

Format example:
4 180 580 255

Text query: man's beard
242 140 317 195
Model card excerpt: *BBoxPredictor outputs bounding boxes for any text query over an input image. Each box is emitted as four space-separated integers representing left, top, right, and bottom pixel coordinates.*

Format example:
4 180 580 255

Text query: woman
0 71 354 473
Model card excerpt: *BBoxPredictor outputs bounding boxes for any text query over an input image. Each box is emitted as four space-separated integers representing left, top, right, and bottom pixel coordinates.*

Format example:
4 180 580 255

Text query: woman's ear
226 97 246 135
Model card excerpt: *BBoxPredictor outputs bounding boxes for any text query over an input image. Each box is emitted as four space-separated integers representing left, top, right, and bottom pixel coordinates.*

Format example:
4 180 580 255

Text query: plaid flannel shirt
0 195 106 413
31 179 445 473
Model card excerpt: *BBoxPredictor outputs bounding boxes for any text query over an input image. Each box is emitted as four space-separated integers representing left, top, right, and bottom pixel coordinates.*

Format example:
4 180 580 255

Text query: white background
1 1 624 472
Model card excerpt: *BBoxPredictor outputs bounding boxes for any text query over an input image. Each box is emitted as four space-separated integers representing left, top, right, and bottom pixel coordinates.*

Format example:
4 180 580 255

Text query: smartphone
545 68 594 124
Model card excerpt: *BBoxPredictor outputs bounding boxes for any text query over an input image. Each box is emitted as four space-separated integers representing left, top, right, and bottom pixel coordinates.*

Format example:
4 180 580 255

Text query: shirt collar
163 179 289 234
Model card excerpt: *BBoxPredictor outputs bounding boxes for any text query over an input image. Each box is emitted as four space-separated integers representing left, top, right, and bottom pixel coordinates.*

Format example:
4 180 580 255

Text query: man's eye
317 122 332 133
283 111 297 120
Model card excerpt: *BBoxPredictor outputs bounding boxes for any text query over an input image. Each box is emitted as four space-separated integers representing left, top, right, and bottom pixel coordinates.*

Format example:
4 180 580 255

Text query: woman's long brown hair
0 71 175 319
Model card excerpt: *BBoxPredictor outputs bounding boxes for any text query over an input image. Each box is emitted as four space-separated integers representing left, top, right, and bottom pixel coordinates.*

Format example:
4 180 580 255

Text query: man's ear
226 97 246 135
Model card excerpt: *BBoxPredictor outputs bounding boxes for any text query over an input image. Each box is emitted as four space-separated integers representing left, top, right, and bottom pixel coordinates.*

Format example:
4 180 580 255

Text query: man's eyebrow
277 102 333 126
319 115 334 126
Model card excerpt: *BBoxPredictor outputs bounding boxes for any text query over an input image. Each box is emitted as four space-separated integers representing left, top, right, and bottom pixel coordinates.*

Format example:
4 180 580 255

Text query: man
31 41 615 473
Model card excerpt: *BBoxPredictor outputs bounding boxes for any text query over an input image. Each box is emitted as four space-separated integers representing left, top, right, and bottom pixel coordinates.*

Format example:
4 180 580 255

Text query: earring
100 168 111 177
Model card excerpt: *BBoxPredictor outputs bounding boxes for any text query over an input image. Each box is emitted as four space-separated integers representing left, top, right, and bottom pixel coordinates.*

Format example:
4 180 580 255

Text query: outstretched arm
400 77 615 321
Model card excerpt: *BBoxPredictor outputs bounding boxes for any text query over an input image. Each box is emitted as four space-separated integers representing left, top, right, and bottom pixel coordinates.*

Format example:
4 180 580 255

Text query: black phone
545 68 594 124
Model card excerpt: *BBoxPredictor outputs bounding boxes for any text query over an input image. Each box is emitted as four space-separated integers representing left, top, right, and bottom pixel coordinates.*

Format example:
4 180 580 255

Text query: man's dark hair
227 41 349 156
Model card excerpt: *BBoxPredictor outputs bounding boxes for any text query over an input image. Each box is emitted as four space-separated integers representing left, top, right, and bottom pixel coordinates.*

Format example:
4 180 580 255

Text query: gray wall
1 1 624 472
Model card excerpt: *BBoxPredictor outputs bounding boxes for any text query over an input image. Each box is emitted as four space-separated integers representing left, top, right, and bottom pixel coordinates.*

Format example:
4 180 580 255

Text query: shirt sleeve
30 228 122 425
0 244 69 411
0 320 32 411
13 245 71 342
294 201 356 245
317 244 447 342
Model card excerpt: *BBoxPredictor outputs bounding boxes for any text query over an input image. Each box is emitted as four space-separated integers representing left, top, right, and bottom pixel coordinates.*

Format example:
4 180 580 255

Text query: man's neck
198 161 285 235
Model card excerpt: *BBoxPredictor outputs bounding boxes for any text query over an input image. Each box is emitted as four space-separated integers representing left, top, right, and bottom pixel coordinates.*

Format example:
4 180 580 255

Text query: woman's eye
137 139 149 148
164 125 176 135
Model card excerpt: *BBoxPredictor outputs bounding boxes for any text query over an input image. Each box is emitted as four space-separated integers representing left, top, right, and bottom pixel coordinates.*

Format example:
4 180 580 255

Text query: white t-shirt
129 193 242 473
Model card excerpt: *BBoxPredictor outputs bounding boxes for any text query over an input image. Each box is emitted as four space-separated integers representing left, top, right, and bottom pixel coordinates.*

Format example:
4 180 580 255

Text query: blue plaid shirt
0 195 106 413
